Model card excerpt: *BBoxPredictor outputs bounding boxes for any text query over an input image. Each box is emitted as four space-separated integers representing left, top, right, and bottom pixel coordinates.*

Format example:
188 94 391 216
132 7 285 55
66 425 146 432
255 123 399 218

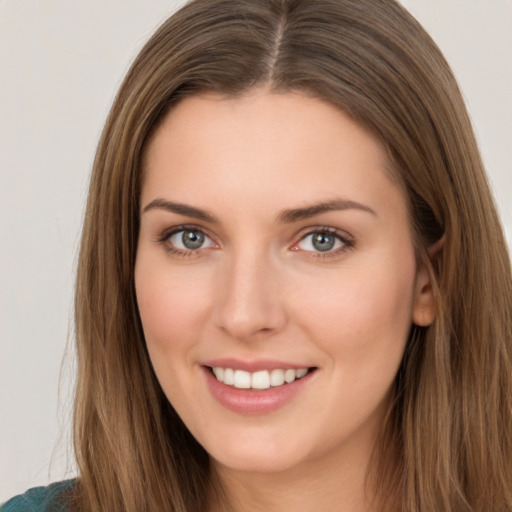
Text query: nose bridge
215 243 286 340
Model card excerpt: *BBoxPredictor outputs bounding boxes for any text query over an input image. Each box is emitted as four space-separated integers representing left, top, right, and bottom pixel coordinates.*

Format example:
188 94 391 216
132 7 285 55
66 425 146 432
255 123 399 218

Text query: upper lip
202 358 314 372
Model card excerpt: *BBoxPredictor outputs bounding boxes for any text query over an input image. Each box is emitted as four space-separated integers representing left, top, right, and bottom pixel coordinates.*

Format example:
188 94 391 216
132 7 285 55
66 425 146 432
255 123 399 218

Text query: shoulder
1 481 76 512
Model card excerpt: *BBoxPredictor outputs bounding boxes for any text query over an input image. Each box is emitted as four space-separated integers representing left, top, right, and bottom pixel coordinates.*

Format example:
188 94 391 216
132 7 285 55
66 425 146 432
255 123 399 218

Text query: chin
212 449 305 475
201 428 309 474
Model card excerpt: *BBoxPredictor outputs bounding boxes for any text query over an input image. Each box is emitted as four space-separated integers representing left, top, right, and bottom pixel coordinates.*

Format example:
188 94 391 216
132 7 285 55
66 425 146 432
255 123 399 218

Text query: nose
214 248 288 341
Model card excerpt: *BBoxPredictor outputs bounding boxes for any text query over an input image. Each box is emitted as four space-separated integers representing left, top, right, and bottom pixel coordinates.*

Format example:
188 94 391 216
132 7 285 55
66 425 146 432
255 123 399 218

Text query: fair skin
135 89 435 512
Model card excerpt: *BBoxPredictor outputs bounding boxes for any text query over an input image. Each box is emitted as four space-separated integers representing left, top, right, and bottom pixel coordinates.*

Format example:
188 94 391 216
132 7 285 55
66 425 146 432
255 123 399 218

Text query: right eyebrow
142 198 219 223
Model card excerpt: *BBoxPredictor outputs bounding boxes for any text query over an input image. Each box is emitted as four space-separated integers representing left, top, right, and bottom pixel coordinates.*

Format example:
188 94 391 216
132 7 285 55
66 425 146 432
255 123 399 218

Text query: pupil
182 230 204 249
313 233 334 252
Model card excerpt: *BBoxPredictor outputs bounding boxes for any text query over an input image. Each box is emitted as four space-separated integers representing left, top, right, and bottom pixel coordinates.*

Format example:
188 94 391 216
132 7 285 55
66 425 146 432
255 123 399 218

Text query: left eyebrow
277 198 377 223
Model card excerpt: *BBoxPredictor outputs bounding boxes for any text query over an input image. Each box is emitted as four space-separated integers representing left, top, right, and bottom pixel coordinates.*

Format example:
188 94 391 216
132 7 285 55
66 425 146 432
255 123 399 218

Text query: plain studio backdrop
0 0 511 503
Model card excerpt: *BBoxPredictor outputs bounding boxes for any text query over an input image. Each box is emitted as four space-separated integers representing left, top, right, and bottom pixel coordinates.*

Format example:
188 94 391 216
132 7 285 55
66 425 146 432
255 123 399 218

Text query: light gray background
1 0 511 503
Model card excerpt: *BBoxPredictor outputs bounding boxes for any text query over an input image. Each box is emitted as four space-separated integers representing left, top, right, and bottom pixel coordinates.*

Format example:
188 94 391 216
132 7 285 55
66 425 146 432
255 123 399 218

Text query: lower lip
202 367 316 415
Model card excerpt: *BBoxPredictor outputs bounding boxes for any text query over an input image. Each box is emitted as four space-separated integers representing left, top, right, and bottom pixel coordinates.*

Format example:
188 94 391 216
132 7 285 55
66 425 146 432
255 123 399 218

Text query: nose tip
214 256 287 341
218 305 277 340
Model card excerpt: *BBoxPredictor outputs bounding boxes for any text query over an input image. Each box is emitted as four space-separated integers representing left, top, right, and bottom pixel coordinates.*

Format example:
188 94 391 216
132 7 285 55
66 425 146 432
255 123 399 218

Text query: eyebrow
142 197 377 224
142 198 219 223
277 198 377 223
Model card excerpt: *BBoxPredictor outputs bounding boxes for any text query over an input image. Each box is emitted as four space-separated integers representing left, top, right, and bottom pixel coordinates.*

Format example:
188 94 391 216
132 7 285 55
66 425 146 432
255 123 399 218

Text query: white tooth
296 368 308 379
233 370 251 389
284 369 296 383
251 370 270 390
224 368 234 385
212 367 224 381
270 369 285 386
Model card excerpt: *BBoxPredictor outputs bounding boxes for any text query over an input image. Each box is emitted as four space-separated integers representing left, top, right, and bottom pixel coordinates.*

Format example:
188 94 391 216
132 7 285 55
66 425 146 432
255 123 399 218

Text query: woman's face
135 89 434 477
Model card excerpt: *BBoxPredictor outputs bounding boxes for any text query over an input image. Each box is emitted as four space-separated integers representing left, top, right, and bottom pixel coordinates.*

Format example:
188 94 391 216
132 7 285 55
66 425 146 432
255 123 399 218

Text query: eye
161 227 217 253
294 228 353 254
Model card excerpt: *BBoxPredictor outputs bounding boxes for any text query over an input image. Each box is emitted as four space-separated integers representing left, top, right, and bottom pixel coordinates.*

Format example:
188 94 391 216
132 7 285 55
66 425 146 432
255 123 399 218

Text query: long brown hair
73 0 512 510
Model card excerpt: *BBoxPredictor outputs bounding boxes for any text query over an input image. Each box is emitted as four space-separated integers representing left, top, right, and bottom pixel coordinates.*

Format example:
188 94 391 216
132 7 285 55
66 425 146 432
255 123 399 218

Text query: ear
412 236 445 327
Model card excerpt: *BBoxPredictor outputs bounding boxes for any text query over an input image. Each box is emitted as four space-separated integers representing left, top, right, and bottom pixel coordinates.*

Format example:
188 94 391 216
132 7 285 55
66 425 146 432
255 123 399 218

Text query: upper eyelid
158 224 214 241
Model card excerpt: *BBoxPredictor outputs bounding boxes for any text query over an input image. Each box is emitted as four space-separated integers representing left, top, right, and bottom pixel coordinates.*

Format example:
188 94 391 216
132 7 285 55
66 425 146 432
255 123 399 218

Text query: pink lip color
202 366 315 415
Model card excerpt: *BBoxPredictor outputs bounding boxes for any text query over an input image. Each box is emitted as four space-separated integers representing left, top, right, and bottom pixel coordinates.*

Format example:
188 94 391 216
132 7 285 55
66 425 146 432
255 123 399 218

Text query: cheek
134 258 215 412
134 256 213 357
295 251 416 367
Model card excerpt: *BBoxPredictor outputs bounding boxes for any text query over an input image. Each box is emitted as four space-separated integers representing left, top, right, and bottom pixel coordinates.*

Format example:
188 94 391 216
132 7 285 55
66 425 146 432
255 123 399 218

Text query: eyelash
156 225 354 259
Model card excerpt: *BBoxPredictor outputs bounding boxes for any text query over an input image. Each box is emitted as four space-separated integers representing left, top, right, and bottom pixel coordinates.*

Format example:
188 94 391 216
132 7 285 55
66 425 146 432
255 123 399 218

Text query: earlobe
412 236 444 327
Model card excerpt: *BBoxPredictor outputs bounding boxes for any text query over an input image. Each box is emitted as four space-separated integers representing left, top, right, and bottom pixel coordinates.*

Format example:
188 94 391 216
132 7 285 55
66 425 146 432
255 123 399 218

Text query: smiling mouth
207 366 316 390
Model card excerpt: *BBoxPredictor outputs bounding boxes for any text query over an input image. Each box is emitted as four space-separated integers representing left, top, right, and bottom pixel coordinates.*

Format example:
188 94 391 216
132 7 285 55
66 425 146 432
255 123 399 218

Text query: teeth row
212 367 309 390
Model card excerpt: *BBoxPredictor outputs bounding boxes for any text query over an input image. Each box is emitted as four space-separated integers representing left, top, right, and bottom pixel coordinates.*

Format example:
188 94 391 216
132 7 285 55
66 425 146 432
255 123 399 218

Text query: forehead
141 89 407 224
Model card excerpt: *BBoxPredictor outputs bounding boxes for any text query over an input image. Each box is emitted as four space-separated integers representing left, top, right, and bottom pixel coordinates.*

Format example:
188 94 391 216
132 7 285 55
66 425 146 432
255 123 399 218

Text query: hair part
73 1 512 511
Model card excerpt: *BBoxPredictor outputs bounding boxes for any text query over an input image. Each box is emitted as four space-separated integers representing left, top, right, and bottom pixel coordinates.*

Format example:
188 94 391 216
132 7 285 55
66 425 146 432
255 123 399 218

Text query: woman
3 0 511 510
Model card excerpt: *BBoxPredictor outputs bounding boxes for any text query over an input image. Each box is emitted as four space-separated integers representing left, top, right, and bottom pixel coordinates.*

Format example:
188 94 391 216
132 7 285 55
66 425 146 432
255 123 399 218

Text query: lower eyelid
163 246 194 257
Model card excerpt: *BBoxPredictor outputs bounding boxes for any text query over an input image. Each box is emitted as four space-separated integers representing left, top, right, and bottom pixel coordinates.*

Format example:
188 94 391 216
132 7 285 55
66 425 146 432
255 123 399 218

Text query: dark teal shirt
1 481 75 512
